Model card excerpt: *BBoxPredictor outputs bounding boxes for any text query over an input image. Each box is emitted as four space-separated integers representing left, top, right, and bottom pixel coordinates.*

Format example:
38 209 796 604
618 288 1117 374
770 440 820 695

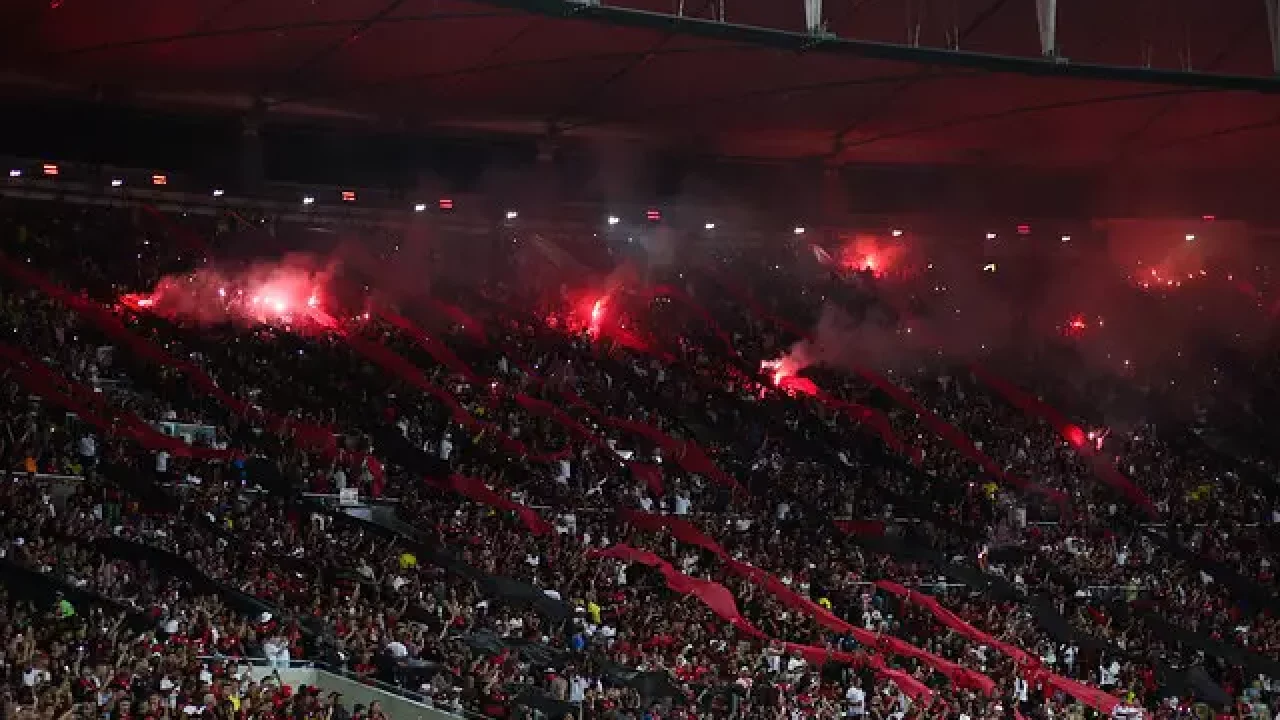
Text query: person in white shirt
845 684 866 717
673 491 691 516
262 636 291 668
78 432 97 469
439 431 454 461
568 674 589 703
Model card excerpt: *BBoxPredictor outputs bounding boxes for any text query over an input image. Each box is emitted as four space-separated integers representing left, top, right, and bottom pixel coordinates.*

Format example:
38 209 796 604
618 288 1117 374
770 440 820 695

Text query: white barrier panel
243 665 475 720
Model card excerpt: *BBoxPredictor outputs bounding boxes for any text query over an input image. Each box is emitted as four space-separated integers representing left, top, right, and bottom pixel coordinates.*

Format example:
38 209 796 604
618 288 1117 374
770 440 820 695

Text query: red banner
646 284 741 360
337 329 570 464
0 343 239 461
589 544 934 702
429 475 553 536
702 268 1064 504
618 511 995 696
377 306 483 384
0 255 335 452
968 364 1156 517
601 417 741 492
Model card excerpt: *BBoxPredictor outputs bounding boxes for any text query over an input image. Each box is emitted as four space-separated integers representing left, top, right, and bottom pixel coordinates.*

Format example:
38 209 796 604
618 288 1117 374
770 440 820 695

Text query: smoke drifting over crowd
118 206 1279 422
122 253 338 327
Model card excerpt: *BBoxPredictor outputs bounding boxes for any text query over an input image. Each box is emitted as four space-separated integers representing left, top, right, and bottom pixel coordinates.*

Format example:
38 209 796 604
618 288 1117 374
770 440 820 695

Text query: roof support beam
1035 0 1057 58
804 0 824 35
1267 0 1280 73
463 0 1280 92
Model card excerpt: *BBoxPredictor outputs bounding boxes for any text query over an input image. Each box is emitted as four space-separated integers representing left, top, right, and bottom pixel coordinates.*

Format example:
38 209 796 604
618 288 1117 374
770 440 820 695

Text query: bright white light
212 189 224 197
505 210 519 220
891 229 904 237
111 178 123 187
1185 233 1196 242
704 222 716 230
985 232 997 240
302 195 316 206
7 169 19 178
1060 235 1071 242
607 215 620 226
793 227 805 235
414 203 427 212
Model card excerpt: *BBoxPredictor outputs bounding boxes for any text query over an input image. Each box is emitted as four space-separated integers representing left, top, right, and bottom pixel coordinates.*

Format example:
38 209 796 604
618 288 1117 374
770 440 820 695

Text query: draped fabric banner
0 343 239 461
854 285 1147 515
699 266 811 341
841 531 1149 713
511 392 666 495
1139 525 1280 617
698 266 1063 504
370 307 665 493
601 417 741 492
426 298 489 347
0 559 151 632
850 368 1065 505
94 537 283 620
337 328 571 463
588 544 935 702
376 306 483 384
967 364 1156 516
325 504 574 622
811 389 922 464
0 255 336 451
616 511 995 696
834 519 887 536
1136 608 1280 680
427 474 555 536
646 284 741 360
873 581 1123 714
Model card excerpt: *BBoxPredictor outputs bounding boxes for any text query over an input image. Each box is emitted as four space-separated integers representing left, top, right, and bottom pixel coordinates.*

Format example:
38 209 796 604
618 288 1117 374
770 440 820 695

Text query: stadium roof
5 0 1280 170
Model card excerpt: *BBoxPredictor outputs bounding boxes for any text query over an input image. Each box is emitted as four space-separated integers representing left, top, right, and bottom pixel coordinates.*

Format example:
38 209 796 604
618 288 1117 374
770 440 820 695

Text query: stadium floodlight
302 195 316 206
7 169 20 178
607 215 620 226
1060 235 1071 243
413 203 427 213
793 227 805 235
212 189 225 197
704 222 716 230
1185 234 1196 242
985 232 997 240
506 210 519 220
891 229 903 237
111 178 124 187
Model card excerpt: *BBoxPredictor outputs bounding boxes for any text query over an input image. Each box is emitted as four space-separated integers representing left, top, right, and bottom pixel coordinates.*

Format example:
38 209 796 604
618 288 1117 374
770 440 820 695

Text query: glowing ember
589 297 607 337
1064 425 1087 448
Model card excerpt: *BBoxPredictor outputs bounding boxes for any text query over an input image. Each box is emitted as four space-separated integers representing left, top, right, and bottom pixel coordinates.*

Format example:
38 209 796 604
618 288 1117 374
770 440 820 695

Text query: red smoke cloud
120 254 342 330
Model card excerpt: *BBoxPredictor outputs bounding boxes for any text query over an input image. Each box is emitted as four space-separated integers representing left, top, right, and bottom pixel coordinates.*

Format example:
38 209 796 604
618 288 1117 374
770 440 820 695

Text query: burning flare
761 357 818 396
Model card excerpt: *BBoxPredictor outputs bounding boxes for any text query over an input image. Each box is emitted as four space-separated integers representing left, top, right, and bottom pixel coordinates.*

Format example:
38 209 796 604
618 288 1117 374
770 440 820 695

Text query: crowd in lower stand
0 194 1277 720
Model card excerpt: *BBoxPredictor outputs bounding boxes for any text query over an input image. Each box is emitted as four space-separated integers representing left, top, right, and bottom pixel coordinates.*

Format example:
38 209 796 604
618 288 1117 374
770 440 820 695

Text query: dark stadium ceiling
4 0 1280 170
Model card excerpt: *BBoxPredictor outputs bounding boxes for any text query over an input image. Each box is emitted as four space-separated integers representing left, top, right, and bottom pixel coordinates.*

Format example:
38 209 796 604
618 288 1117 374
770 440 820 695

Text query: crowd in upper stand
0 194 1277 720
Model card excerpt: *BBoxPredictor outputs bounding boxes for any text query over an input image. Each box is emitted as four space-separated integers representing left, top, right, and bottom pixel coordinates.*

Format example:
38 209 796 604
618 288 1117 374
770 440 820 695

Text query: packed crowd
0 194 1277 720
